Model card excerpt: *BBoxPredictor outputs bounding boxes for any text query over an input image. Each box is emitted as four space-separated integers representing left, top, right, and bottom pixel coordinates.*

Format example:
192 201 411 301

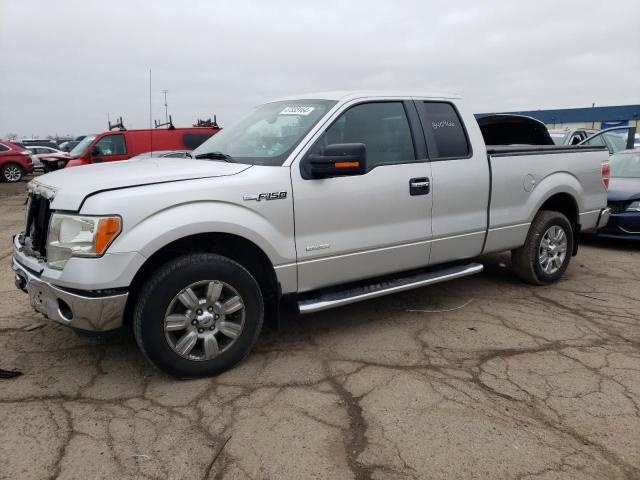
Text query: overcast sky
1 0 638 138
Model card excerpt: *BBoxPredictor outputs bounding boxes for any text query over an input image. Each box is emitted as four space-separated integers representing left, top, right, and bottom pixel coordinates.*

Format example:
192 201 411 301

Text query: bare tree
4 132 18 141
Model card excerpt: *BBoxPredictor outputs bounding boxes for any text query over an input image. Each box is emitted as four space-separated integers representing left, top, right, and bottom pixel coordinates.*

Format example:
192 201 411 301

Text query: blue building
478 104 640 130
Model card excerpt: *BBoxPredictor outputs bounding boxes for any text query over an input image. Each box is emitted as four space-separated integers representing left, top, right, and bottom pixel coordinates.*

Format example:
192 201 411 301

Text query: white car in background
26 146 66 171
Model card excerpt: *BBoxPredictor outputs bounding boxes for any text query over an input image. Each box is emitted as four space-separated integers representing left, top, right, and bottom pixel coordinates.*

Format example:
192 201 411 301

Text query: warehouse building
478 104 640 130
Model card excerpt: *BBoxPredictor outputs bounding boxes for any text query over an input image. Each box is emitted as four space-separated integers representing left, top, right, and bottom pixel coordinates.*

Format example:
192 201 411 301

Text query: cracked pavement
1 180 639 480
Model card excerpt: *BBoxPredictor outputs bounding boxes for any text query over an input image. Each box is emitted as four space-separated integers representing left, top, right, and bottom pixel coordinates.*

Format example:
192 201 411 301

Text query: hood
39 152 71 159
30 158 251 210
608 177 640 202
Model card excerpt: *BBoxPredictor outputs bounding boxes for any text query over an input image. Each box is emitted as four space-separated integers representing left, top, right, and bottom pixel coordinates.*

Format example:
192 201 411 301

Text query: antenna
162 89 169 123
149 69 153 152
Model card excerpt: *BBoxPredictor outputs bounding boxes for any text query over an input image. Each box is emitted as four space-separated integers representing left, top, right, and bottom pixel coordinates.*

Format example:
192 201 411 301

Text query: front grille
23 194 51 258
608 201 629 215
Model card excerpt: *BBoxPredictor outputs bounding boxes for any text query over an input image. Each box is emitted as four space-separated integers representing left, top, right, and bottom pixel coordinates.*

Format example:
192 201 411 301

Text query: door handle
409 177 430 195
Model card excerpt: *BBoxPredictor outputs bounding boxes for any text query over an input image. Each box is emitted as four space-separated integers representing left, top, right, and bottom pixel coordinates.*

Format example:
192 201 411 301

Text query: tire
1 163 23 182
512 210 573 285
133 253 264 378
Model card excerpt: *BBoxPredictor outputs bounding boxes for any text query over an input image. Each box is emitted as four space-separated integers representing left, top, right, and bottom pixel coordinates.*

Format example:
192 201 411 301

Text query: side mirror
304 143 367 179
90 145 102 162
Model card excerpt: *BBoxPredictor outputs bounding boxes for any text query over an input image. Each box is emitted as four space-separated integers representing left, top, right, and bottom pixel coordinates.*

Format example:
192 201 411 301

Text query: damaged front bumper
12 256 128 332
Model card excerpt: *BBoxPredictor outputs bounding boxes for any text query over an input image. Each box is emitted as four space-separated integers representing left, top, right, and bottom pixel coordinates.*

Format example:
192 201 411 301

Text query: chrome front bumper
12 256 128 332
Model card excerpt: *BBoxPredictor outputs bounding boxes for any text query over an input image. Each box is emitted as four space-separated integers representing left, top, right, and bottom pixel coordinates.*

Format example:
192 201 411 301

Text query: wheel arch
536 191 580 255
538 191 579 226
123 232 280 326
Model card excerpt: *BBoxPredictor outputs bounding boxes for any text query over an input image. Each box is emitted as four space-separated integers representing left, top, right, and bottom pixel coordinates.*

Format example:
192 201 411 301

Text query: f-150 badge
243 192 288 201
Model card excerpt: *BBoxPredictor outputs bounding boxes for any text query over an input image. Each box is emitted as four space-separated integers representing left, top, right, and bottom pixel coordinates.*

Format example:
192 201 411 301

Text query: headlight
625 200 640 212
46 213 122 269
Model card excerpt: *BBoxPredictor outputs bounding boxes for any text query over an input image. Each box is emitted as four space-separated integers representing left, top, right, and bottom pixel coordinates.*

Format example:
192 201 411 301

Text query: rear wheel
1 163 23 182
133 253 264 378
512 210 573 285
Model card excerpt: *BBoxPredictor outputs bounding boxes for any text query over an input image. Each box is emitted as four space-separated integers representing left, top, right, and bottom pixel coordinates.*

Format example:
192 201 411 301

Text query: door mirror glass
91 145 102 157
305 143 367 179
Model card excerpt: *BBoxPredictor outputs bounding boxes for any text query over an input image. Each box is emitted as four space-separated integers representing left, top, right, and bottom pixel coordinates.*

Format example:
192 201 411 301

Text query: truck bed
486 145 607 156
482 144 609 255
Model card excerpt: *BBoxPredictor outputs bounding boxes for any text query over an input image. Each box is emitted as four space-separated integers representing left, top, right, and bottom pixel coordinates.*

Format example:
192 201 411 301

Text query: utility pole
162 89 169 123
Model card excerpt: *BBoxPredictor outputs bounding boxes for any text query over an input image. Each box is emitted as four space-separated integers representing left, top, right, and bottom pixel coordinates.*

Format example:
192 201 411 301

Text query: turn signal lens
95 217 122 254
601 161 610 190
335 161 360 168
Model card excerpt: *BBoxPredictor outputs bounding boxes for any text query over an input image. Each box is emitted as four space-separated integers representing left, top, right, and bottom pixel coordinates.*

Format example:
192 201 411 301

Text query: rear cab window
416 101 471 160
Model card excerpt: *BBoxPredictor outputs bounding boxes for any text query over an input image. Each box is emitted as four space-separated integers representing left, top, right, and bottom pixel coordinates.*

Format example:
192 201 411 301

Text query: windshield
192 100 336 166
610 152 640 178
69 135 96 158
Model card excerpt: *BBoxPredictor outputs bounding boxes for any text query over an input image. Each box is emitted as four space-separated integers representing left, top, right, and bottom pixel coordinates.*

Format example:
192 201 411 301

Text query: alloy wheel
4 165 22 182
163 280 245 361
538 225 568 275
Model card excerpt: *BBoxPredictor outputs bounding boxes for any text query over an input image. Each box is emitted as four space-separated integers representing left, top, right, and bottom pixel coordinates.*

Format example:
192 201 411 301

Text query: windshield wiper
195 151 233 162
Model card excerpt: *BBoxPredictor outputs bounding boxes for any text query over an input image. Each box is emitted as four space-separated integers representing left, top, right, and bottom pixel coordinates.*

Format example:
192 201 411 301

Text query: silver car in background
548 128 598 145
128 150 192 160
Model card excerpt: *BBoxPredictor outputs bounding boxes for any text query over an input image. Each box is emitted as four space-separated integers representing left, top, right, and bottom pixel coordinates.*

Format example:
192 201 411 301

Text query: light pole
162 89 169 123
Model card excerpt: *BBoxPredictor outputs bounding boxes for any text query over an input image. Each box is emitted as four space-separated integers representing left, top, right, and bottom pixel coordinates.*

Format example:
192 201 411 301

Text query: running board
297 262 483 314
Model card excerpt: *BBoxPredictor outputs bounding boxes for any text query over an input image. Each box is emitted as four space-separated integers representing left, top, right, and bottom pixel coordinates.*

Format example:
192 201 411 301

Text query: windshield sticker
279 106 315 116
432 120 456 130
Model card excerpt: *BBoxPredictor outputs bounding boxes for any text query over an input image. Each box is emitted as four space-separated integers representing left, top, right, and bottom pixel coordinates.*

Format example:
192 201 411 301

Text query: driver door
580 126 637 154
92 133 129 162
291 100 432 292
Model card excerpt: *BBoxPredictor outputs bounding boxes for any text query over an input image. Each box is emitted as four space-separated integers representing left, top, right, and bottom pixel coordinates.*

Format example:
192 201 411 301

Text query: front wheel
133 253 264 378
512 210 573 285
1 163 23 182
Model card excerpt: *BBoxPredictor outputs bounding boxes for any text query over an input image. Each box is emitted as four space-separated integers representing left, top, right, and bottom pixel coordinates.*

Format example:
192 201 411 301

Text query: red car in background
0 140 34 182
47 125 221 170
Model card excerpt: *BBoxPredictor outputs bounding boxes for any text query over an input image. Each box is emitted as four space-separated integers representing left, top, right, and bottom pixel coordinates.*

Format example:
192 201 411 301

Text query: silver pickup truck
12 91 611 377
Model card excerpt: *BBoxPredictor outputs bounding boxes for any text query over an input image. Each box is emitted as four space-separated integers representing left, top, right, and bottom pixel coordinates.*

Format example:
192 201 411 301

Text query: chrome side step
297 262 483 314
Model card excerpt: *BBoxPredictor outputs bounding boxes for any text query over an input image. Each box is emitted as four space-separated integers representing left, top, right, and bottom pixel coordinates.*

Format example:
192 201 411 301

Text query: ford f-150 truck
12 91 611 378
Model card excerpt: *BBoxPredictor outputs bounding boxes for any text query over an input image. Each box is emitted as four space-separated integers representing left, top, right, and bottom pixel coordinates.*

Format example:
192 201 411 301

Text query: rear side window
418 102 470 159
183 133 213 149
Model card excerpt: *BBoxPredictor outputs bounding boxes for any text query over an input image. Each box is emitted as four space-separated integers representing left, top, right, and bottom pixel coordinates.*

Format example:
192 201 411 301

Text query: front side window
192 100 336 166
419 102 470 159
95 134 126 156
308 102 416 168
0 143 9 152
